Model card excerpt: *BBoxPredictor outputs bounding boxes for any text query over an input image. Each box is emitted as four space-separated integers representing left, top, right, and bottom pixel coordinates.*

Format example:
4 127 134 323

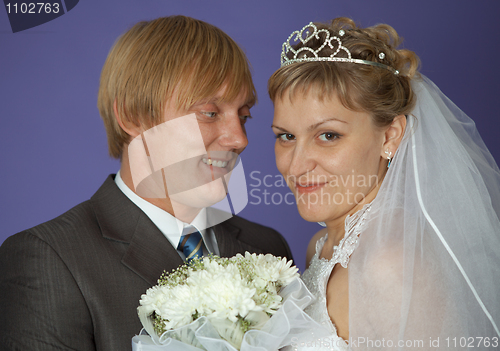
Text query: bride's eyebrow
271 125 289 132
272 117 346 133
307 117 347 131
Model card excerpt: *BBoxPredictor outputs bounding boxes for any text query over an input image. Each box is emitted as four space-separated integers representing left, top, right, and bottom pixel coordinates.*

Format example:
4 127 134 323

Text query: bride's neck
325 180 381 245
325 220 347 247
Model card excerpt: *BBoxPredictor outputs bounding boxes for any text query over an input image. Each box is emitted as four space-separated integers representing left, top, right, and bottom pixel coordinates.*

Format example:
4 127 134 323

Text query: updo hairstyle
268 17 420 127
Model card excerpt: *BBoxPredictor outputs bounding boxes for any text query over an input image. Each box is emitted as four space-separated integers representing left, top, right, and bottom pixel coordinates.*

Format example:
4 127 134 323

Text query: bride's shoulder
305 228 328 269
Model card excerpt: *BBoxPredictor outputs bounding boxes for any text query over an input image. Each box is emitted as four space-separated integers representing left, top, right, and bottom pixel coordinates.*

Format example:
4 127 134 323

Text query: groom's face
171 83 253 211
127 82 253 214
162 83 253 203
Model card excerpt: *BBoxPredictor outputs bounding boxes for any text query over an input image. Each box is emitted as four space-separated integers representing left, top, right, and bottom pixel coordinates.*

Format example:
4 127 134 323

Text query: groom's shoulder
4 198 97 248
224 214 292 257
3 176 117 248
223 213 279 235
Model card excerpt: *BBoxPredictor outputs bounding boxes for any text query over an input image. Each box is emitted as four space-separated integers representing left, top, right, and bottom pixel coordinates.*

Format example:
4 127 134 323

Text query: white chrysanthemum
227 252 299 314
139 285 170 316
242 252 298 287
273 256 300 285
253 289 282 314
156 284 200 329
189 260 260 322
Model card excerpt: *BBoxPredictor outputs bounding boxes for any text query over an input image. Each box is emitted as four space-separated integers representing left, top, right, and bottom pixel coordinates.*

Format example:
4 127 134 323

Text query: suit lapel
92 175 183 286
121 215 183 286
214 220 264 257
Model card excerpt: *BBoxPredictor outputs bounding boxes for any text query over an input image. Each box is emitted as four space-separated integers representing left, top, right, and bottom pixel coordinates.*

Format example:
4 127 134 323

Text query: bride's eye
277 133 295 142
318 132 340 141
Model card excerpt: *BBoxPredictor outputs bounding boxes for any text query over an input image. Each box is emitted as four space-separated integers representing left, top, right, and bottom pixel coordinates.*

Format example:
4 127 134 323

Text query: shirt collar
114 170 207 249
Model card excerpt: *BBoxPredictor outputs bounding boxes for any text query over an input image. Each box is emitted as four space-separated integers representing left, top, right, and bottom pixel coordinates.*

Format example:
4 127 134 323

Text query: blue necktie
177 228 203 262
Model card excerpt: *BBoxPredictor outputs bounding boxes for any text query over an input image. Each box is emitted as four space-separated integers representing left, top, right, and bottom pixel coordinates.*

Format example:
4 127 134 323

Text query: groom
0 16 292 351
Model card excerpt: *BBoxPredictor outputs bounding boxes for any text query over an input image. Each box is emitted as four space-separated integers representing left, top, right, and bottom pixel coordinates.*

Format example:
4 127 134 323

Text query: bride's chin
296 206 328 223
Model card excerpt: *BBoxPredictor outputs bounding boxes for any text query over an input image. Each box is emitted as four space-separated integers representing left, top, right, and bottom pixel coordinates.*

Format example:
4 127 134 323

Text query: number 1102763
6 3 60 14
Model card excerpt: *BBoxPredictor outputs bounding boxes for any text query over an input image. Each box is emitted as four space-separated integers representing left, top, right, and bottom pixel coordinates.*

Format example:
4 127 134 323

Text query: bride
268 18 500 350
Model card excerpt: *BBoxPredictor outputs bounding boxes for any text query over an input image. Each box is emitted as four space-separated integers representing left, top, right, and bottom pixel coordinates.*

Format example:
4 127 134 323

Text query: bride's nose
287 143 317 178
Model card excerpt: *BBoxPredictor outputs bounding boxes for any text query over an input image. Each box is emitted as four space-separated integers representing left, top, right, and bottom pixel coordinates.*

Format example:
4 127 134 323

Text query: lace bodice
299 204 372 351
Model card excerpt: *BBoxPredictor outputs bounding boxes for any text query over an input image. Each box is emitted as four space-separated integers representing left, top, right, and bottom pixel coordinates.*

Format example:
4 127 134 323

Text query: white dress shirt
114 171 219 259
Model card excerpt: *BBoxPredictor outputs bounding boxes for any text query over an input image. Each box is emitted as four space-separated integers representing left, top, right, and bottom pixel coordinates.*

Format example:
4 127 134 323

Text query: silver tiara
280 22 399 75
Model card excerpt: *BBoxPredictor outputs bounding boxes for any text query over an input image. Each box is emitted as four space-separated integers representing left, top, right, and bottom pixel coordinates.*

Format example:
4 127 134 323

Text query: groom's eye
239 115 252 124
201 111 217 118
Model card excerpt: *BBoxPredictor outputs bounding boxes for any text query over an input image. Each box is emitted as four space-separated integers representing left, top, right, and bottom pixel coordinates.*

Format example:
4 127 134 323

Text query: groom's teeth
202 158 227 168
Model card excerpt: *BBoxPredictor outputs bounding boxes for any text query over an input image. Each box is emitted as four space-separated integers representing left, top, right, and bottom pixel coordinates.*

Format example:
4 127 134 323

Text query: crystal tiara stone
280 22 399 75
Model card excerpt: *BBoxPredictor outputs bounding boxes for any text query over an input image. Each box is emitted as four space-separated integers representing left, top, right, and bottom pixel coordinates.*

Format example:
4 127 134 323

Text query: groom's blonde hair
98 15 256 158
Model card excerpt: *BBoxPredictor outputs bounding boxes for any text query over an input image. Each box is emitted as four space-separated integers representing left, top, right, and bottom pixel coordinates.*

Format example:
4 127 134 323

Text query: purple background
1 0 499 272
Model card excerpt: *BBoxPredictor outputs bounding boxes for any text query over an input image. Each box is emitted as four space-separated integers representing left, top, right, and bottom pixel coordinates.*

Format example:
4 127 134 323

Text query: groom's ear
380 115 406 158
113 99 144 141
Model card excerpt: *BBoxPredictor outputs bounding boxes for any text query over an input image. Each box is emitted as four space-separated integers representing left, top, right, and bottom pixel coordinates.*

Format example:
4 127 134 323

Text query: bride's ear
380 115 406 158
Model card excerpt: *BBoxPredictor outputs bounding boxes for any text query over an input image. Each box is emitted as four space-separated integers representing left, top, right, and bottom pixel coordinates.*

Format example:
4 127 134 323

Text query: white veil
348 76 500 350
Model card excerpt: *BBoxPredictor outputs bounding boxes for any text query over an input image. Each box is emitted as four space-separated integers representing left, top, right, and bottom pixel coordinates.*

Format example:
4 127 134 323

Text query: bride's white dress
299 204 372 351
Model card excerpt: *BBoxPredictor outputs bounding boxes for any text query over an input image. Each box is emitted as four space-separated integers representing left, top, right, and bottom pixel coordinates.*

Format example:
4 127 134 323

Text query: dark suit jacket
0 175 292 351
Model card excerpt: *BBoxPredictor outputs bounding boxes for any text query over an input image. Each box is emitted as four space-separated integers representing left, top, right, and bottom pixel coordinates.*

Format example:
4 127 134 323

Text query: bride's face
272 89 388 225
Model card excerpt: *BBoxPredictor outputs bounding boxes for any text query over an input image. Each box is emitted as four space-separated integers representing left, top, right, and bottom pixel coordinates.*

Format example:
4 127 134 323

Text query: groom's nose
215 115 248 152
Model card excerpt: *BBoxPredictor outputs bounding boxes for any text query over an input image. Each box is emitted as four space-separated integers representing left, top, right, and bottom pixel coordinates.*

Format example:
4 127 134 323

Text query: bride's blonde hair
268 17 420 127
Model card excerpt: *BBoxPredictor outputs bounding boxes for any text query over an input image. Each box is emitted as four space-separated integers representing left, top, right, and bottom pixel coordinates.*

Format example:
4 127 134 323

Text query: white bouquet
132 252 329 351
